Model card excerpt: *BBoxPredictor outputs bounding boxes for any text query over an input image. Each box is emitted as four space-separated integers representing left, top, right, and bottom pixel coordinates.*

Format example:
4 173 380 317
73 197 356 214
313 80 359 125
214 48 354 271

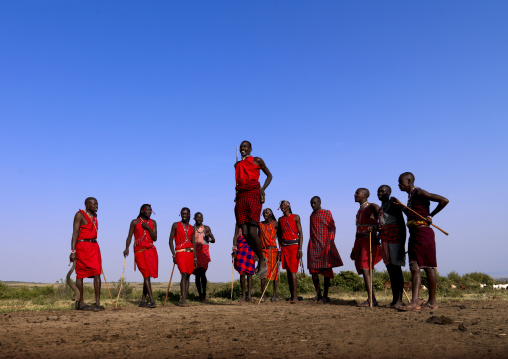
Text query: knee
409 262 420 272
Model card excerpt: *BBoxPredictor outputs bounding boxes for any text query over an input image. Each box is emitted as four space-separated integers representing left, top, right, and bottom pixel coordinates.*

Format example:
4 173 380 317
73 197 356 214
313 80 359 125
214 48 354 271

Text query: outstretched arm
123 219 137 257
417 188 449 223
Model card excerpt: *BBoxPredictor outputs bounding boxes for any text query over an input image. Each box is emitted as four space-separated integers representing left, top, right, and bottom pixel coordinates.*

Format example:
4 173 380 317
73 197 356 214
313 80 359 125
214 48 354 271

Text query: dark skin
232 227 252 302
278 202 303 304
377 186 404 308
398 174 449 308
193 213 215 302
310 197 332 303
351 189 379 305
259 210 279 302
235 141 273 277
69 198 101 310
168 209 197 306
123 205 158 306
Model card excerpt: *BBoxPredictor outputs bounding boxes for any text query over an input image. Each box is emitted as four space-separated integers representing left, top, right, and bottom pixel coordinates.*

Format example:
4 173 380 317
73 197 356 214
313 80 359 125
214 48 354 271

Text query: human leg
311 273 323 301
239 273 246 302
410 262 422 305
181 273 190 305
323 277 331 300
93 275 101 306
361 269 377 306
247 274 252 301
424 267 437 306
144 276 154 304
290 272 298 303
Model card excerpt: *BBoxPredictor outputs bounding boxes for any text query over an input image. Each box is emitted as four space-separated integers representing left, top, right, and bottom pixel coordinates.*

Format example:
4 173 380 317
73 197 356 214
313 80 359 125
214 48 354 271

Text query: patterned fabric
195 243 211 271
235 180 262 225
352 236 383 275
175 222 194 250
307 209 343 270
378 223 399 243
356 202 378 236
279 214 299 244
235 235 255 275
260 221 279 280
309 268 334 278
235 156 260 186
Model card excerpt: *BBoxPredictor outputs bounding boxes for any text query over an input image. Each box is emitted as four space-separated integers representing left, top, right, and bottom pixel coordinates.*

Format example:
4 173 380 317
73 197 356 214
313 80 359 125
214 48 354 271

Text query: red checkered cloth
195 243 211 271
235 180 262 225
307 209 343 270
378 223 400 244
234 235 256 275
309 268 334 278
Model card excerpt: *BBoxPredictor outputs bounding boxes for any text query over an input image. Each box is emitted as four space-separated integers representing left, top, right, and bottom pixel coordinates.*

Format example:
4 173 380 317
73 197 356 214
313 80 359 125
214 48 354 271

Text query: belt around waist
176 248 194 253
135 246 154 254
77 239 97 243
263 246 278 250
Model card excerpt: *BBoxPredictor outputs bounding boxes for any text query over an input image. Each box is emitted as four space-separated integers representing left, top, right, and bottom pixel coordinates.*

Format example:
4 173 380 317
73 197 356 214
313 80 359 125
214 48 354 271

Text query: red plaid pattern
195 243 211 270
378 223 400 244
307 209 343 270
235 180 262 225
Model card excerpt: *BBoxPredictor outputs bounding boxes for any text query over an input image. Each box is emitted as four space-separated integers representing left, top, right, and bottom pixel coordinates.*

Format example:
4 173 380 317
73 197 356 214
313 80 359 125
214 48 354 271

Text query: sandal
421 302 439 310
77 304 96 311
139 301 148 308
270 297 278 302
149 301 157 308
93 304 105 311
397 303 421 311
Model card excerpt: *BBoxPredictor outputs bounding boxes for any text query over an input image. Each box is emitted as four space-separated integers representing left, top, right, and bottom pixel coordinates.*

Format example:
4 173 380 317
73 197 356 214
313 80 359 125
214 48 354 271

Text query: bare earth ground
0 297 507 359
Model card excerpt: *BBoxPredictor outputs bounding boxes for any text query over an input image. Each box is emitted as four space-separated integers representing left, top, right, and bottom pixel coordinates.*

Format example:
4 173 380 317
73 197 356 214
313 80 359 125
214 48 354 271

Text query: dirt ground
0 298 507 359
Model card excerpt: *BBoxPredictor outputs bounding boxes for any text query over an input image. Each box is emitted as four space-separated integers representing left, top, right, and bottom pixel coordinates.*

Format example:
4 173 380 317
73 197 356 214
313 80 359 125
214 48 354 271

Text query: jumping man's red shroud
352 203 382 274
175 222 195 275
235 156 262 225
407 188 437 268
280 214 299 273
307 209 343 278
134 218 159 278
75 209 102 279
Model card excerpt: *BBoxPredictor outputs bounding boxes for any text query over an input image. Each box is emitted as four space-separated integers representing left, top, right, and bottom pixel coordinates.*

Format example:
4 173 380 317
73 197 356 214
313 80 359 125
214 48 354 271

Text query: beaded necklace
356 202 370 226
407 187 420 208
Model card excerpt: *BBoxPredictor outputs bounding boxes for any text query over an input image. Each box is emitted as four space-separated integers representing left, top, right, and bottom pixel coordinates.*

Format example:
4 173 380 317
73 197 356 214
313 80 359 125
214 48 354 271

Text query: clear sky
1 1 507 284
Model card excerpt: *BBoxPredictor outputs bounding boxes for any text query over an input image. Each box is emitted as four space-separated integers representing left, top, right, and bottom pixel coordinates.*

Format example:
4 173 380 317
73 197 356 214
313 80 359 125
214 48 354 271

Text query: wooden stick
230 259 235 302
101 268 114 305
403 288 411 303
258 258 280 305
369 232 373 308
163 264 176 307
115 258 126 307
236 146 238 162
393 198 449 235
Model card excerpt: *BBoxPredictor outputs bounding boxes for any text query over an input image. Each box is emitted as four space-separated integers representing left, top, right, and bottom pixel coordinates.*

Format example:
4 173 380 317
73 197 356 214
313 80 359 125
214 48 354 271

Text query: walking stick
403 288 411 303
101 268 114 305
258 258 279 304
115 257 126 307
164 263 176 307
236 146 238 162
369 232 373 308
230 259 235 302
393 198 448 235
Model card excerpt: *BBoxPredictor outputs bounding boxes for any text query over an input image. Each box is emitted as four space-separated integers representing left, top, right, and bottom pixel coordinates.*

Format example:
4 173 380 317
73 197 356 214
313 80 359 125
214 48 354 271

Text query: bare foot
256 258 268 278
238 297 246 303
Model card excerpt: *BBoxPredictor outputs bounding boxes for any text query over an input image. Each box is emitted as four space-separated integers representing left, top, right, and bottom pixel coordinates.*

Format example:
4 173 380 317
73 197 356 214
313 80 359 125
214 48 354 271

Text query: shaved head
241 140 252 148
84 197 97 206
311 196 321 202
358 188 370 197
399 172 415 182
378 185 392 195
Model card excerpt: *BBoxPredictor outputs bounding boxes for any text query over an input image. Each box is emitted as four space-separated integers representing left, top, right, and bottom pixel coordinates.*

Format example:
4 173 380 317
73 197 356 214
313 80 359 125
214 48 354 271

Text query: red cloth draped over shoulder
307 209 343 270
260 221 279 280
175 222 195 274
134 219 158 278
280 215 299 241
75 209 102 279
353 203 382 275
235 156 260 185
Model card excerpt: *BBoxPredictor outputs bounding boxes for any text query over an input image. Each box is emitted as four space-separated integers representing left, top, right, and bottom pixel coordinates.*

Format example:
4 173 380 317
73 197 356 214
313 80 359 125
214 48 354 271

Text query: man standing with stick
123 204 158 308
350 189 382 307
307 196 343 303
234 140 273 278
376 186 406 309
69 197 103 311
397 172 449 311
169 208 196 307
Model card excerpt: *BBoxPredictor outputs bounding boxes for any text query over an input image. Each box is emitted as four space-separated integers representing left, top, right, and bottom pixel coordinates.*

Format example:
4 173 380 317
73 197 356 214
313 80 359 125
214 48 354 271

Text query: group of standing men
70 201 215 310
234 141 449 310
68 140 448 311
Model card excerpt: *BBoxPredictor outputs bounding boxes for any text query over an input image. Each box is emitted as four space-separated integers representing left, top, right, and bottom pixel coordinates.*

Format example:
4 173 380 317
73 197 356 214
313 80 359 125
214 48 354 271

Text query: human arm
205 226 215 243
69 211 84 262
327 212 336 241
232 226 239 258
295 215 304 260
254 156 272 199
142 220 157 242
416 188 449 223
368 204 380 232
168 223 177 264
123 219 137 257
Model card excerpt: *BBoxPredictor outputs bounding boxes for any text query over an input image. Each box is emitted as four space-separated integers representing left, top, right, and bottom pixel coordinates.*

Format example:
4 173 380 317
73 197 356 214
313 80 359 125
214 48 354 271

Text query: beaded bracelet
70 250 76 254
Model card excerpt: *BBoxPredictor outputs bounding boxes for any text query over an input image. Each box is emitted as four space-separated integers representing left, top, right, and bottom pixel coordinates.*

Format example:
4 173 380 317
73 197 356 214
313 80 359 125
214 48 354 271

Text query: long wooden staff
236 146 238 162
115 258 126 307
164 263 176 307
393 198 448 235
369 232 373 308
403 288 411 303
230 258 235 302
101 268 114 305
258 258 279 304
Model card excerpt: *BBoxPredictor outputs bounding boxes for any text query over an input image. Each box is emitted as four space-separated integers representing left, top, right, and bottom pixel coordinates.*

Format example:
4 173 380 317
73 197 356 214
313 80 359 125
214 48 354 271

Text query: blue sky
1 1 507 284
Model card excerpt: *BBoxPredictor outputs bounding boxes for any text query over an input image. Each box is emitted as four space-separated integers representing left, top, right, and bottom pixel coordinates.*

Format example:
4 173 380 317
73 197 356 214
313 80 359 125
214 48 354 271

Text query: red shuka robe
234 156 262 225
175 222 195 274
279 214 299 273
134 218 158 278
353 203 382 275
75 209 102 279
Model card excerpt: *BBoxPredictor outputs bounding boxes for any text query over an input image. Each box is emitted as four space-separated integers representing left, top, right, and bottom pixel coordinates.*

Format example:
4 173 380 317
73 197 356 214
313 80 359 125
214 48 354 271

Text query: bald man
307 196 343 303
351 188 382 307
69 197 103 311
397 172 449 311
234 140 273 278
